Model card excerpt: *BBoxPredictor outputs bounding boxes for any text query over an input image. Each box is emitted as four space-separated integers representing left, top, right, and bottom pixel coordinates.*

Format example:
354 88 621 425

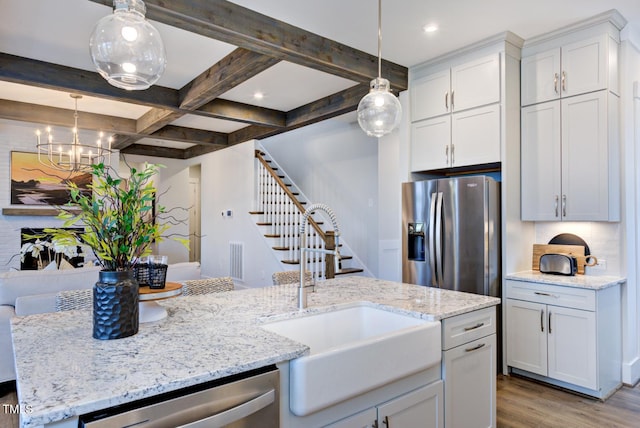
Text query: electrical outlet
591 258 607 271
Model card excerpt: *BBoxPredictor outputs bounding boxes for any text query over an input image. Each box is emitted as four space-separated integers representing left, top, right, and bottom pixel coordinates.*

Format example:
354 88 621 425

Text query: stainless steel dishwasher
79 366 279 428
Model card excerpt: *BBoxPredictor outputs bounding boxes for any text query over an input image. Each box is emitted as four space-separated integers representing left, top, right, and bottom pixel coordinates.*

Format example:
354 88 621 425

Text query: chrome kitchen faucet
298 203 341 309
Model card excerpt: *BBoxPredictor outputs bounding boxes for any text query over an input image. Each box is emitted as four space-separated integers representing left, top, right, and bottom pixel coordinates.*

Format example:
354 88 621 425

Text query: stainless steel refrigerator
402 176 500 297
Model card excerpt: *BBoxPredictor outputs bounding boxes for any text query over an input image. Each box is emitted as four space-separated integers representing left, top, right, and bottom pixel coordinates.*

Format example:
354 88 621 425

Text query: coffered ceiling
0 0 638 159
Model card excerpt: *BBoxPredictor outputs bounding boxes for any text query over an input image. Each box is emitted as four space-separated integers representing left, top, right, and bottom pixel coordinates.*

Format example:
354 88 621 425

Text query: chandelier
357 0 402 137
89 0 166 91
36 94 113 173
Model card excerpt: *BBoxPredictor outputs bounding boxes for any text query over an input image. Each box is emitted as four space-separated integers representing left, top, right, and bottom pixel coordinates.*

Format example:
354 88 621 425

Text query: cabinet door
411 69 451 121
451 104 500 167
451 53 500 112
561 35 608 99
547 305 597 389
377 381 443 428
325 407 376 428
521 48 561 106
442 335 496 428
411 116 451 171
521 101 562 221
561 91 609 221
506 299 547 376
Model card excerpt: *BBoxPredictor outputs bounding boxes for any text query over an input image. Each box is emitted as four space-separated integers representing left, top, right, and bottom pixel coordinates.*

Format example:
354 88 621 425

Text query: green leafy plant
43 162 187 271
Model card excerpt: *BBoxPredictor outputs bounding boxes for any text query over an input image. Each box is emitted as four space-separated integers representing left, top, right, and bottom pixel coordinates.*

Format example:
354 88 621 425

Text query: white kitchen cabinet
411 53 500 122
521 34 616 106
327 381 444 428
521 91 619 221
441 307 496 428
377 381 444 428
410 47 508 173
505 279 620 398
411 94 501 171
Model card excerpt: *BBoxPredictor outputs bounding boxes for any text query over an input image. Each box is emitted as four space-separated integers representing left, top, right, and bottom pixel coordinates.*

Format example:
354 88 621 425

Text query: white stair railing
254 150 330 280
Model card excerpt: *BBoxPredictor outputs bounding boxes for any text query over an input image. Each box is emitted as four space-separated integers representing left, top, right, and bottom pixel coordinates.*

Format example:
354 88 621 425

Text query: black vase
93 270 139 340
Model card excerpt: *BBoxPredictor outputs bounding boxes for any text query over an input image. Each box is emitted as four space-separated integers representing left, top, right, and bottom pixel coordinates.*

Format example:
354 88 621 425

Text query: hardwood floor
497 375 640 427
0 385 19 428
1 375 639 427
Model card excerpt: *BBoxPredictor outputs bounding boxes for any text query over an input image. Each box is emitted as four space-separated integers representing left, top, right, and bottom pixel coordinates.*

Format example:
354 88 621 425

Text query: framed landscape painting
10 151 92 206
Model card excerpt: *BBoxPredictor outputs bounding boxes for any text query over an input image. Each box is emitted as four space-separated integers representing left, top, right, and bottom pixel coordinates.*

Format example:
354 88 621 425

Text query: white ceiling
0 0 638 148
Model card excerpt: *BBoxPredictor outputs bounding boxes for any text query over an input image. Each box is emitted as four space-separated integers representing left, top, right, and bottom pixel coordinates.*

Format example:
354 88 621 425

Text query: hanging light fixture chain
377 0 382 79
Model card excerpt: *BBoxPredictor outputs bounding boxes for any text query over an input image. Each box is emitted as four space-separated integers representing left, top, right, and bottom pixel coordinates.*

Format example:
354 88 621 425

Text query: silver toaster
539 253 577 276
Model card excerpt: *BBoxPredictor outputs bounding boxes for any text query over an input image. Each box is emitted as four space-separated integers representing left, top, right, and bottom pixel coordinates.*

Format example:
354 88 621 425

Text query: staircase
250 147 364 280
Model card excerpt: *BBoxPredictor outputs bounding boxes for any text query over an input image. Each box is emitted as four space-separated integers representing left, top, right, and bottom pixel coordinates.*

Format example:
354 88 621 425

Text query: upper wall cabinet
521 34 619 106
409 33 523 172
411 54 500 122
519 10 625 222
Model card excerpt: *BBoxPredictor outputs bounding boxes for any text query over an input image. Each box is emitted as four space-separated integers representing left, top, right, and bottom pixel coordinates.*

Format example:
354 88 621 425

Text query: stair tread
335 268 364 275
256 221 324 226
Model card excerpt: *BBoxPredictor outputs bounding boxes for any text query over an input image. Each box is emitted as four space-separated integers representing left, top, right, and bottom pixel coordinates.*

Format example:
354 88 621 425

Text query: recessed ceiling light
423 24 438 33
253 91 265 100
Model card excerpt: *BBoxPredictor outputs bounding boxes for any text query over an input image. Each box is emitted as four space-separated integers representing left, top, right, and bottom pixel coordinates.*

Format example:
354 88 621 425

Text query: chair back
272 270 313 286
181 277 234 296
55 289 93 311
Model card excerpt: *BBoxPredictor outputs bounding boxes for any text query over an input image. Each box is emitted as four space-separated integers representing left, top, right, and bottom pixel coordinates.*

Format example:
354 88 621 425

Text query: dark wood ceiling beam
286 83 370 128
112 47 282 150
184 143 229 159
0 52 284 127
210 83 369 156
151 125 228 146
87 0 408 91
197 99 285 127
179 48 280 110
0 53 178 108
121 144 188 159
0 99 137 134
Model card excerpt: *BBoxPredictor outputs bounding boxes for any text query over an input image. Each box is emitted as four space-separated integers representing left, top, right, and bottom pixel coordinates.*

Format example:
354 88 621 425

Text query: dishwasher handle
177 389 275 428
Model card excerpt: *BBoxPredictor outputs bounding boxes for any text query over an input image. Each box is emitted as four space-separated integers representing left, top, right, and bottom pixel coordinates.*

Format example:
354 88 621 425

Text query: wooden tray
532 244 586 274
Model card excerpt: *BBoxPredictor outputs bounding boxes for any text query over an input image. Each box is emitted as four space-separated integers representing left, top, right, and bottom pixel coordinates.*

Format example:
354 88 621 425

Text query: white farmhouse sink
261 304 441 416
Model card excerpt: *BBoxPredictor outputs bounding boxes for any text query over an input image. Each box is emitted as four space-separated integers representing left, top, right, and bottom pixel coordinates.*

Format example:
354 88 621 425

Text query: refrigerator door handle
435 191 444 288
428 192 438 286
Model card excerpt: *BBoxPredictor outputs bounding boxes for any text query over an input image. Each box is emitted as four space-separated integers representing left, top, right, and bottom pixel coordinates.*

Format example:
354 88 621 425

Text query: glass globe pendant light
89 0 166 91
357 0 402 137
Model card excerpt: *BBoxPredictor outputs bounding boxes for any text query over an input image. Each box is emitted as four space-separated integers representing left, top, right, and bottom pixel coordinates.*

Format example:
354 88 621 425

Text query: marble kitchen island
11 276 500 428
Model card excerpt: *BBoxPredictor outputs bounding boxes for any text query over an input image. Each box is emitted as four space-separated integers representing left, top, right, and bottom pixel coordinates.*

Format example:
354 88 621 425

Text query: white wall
0 119 90 270
261 113 379 276
619 26 640 385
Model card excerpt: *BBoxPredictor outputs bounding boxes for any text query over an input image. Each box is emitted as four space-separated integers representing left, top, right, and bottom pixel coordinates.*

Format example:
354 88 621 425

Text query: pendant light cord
377 0 382 79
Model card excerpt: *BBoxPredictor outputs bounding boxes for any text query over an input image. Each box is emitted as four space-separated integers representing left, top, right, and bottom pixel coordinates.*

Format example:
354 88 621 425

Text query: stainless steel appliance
79 366 279 427
402 176 500 297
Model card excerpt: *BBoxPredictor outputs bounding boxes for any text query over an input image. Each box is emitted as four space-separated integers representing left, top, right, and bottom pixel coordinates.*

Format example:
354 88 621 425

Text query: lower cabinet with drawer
506 279 621 399
441 306 497 428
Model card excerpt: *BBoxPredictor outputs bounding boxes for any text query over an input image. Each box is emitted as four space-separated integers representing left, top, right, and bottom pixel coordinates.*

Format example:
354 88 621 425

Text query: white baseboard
622 357 640 386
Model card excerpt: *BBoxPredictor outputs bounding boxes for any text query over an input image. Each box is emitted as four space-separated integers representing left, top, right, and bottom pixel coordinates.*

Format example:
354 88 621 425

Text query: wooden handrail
255 150 327 240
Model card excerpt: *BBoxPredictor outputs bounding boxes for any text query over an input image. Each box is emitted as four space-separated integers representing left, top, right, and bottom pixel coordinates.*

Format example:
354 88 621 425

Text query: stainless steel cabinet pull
445 145 449 164
445 91 449 110
465 343 486 352
451 144 455 164
451 90 455 109
554 73 559 94
535 291 558 299
562 71 566 92
555 195 559 217
464 322 485 331
562 194 567 217
540 309 544 332
549 312 552 334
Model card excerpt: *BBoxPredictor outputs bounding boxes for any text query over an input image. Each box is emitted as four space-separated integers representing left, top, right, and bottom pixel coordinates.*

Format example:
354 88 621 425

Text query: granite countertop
506 270 625 290
11 276 500 428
